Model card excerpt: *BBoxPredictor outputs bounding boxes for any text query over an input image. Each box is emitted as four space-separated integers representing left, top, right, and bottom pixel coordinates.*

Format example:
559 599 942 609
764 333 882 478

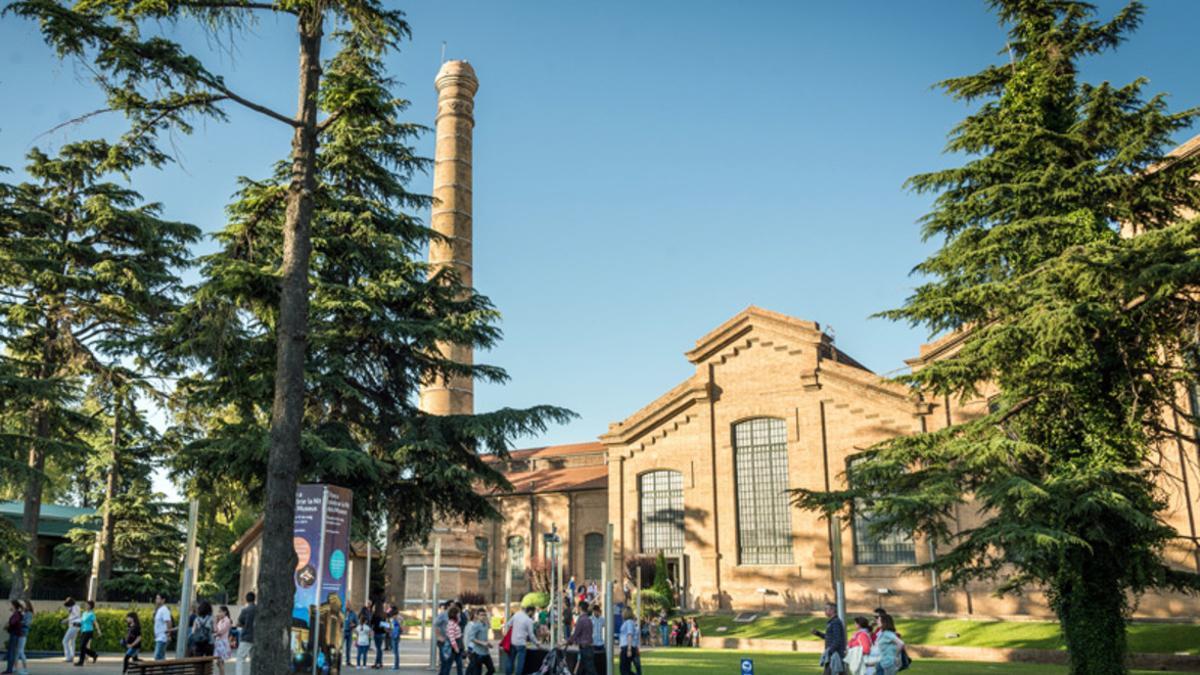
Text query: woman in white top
61 597 81 663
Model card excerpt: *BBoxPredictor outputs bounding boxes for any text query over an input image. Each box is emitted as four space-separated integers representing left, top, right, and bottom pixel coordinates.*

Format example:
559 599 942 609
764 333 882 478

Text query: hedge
520 592 549 609
25 608 177 653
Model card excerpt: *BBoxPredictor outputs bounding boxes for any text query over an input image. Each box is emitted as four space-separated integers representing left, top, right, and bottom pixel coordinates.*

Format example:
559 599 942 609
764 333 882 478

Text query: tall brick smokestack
420 60 479 416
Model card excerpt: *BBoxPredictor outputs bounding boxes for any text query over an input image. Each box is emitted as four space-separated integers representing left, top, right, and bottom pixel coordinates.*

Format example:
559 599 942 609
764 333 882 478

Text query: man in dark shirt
811 602 845 675
565 601 596 675
236 593 256 675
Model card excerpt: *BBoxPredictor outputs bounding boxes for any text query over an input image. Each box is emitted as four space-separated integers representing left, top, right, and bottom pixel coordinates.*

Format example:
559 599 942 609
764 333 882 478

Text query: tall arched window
848 455 916 565
583 533 604 581
506 535 526 580
733 417 794 564
475 536 489 581
639 470 684 554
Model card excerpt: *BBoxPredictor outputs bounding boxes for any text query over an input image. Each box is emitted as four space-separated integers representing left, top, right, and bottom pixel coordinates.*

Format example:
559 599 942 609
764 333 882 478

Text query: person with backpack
501 605 537 675
343 609 358 667
76 600 101 666
4 601 22 675
388 606 403 671
355 620 372 669
188 600 215 658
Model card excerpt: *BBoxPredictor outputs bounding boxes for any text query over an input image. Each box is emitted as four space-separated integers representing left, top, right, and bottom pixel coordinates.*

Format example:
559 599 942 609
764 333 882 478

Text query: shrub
650 552 675 613
520 592 549 609
633 589 669 617
458 591 486 606
27 607 176 653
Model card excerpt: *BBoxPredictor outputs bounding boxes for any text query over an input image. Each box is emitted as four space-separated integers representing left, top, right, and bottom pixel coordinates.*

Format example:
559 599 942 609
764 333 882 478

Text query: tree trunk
252 10 322 675
12 408 50 600
1054 559 1129 675
94 396 121 601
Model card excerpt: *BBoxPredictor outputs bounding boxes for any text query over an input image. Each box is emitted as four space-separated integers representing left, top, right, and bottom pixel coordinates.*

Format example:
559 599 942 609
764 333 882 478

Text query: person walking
502 606 537 675
214 606 233 675
188 600 215 659
617 608 640 675
864 615 905 675
464 608 493 675
845 617 873 675
343 609 358 668
122 612 143 673
388 606 402 671
235 593 256 675
812 603 846 675
12 601 33 675
565 602 596 675
355 620 371 669
75 600 100 666
657 612 668 649
589 605 604 656
62 597 81 663
152 593 173 661
4 601 21 675
439 607 463 675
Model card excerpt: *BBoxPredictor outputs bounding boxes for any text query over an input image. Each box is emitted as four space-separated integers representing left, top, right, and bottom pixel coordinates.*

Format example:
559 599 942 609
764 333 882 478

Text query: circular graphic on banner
294 536 312 570
329 549 347 580
296 563 317 588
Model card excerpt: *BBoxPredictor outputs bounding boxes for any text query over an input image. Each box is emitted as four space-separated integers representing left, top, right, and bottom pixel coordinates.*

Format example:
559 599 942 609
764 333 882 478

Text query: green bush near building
25 608 175 653
521 592 550 609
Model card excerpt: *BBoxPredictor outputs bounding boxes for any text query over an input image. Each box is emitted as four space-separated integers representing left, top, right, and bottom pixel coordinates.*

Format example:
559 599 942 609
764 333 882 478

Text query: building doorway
664 554 689 610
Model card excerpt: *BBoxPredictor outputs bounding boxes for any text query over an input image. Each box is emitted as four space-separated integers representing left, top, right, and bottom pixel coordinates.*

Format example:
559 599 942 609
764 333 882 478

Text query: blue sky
2 0 1198 458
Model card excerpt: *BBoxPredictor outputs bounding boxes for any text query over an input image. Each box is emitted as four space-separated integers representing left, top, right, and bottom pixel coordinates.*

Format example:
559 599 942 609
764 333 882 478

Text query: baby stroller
537 648 573 675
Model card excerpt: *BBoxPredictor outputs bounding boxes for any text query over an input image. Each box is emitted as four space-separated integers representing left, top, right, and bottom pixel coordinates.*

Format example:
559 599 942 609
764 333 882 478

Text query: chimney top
435 60 478 92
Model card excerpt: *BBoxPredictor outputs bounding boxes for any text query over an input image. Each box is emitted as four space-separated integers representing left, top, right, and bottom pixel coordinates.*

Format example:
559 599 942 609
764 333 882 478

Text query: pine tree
162 27 571 592
0 141 198 598
794 1 1200 671
7 2 439 665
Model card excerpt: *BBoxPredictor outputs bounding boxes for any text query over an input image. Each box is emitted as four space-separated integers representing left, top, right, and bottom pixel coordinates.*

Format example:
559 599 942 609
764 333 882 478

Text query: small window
507 535 525 580
849 455 916 565
583 533 604 581
475 537 489 581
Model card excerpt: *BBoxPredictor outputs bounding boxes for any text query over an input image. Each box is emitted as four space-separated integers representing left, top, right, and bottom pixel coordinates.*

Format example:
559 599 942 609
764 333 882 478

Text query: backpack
899 648 913 671
190 615 213 646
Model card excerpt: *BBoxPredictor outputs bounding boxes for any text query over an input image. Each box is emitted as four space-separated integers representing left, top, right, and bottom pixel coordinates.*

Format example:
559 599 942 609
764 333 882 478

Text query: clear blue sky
2 0 1198 454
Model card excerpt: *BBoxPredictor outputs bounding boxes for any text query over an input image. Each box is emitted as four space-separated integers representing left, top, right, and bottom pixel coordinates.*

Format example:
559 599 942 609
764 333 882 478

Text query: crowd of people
815 603 909 675
4 586 914 675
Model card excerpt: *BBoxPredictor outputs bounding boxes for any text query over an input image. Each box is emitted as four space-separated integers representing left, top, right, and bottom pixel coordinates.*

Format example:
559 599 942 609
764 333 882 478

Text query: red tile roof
494 464 608 495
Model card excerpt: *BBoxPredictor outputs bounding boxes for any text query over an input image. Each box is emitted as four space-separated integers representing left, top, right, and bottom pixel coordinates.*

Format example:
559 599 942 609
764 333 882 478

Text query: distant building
0 501 96 568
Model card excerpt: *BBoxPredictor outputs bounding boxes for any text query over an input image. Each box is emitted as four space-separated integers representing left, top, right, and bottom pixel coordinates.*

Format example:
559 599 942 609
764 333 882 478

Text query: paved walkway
22 637 443 675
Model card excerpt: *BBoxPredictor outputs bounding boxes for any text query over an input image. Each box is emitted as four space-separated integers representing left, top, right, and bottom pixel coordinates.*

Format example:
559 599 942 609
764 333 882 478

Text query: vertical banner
291 484 354 674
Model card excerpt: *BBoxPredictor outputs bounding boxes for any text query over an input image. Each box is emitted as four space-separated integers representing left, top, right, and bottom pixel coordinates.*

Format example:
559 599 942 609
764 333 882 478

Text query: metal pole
504 547 513 624
556 539 564 646
634 565 641 626
421 566 429 642
365 539 373 608
831 515 846 624
429 538 441 670
175 499 200 659
312 488 330 675
604 524 613 675
928 538 941 614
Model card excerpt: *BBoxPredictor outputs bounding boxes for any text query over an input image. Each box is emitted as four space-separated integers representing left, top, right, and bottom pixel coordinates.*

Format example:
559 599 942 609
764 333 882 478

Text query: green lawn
694 615 1200 655
639 648 1193 675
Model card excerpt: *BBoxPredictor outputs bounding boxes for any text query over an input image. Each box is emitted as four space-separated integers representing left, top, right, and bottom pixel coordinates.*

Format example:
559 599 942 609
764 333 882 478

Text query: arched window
733 417 794 564
848 455 916 565
507 535 526 580
475 536 489 581
583 533 604 581
639 470 684 554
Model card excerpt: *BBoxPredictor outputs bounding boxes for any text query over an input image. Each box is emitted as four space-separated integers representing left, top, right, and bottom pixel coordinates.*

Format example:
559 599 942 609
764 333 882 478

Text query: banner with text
291 484 353 674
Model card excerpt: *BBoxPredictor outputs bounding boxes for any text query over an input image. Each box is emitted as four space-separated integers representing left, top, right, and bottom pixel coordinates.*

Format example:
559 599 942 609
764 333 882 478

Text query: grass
694 615 1200 655
638 648 1194 675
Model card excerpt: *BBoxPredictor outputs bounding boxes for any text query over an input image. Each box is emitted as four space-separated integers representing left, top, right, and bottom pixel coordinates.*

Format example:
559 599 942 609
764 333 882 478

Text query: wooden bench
128 656 217 675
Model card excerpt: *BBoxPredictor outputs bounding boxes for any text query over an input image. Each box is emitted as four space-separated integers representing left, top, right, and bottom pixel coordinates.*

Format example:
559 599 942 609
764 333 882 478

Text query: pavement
20 637 443 675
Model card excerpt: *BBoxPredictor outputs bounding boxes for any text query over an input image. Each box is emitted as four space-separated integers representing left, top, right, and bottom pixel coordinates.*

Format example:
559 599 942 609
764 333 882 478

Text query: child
122 612 142 673
356 620 372 669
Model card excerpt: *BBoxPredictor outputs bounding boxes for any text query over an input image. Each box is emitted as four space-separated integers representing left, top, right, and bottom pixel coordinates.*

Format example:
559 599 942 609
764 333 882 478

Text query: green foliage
26 608 174 653
633 589 669 618
521 592 550 609
792 2 1200 673
650 551 675 614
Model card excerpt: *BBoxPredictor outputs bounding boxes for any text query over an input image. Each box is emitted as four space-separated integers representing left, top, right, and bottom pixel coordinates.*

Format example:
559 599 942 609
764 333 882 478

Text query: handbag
899 648 912 671
499 626 513 654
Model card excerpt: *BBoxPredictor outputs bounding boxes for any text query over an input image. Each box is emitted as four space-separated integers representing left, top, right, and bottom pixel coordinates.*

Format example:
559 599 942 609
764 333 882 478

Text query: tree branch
176 0 296 12
316 109 344 134
198 77 299 127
